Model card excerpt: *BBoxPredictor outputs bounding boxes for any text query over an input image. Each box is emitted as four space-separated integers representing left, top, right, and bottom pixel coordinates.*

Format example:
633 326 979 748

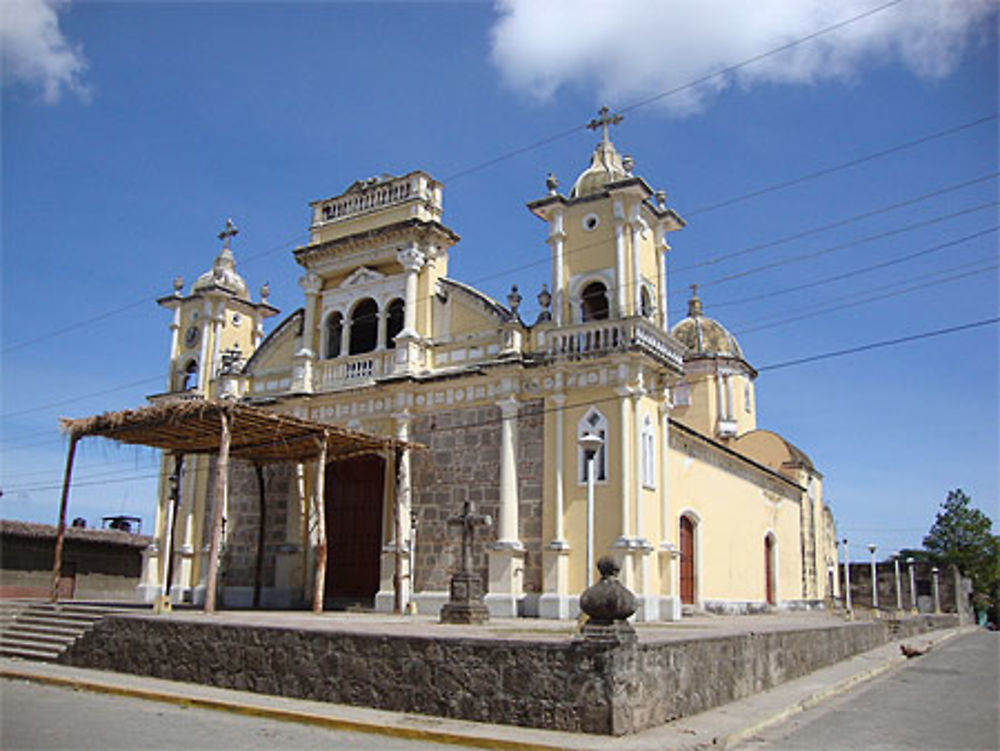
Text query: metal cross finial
217 218 239 250
587 106 623 144
689 283 699 298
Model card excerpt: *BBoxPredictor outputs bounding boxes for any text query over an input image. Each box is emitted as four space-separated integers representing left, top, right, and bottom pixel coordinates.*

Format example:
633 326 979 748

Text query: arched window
639 286 653 318
385 298 404 349
578 408 608 482
179 360 198 391
349 298 379 355
580 281 610 322
641 413 656 488
325 312 343 359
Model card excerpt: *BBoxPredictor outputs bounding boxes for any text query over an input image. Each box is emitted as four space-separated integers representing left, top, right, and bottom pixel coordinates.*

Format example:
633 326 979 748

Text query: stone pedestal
440 572 490 624
486 544 524 617
539 542 571 619
577 556 638 645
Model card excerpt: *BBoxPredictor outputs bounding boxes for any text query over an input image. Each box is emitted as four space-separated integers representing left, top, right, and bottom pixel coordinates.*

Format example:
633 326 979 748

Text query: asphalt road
736 630 1000 751
0 678 457 751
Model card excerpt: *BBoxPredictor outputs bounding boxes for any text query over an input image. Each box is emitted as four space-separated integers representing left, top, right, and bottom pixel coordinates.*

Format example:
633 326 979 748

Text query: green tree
922 489 1000 612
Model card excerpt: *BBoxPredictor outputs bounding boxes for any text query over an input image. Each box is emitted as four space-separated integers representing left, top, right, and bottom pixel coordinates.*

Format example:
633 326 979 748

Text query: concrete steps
0 600 137 662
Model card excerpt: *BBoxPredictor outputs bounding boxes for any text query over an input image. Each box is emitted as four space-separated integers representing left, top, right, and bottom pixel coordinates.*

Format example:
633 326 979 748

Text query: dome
670 288 744 359
192 246 249 300
570 139 628 199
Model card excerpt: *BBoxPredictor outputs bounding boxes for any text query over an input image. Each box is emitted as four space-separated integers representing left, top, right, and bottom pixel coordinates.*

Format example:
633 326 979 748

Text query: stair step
14 614 101 628
2 622 87 638
0 636 66 653
0 644 62 661
1 629 78 645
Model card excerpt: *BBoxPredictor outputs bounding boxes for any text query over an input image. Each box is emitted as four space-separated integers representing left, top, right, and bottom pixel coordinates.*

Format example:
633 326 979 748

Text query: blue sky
2 0 997 560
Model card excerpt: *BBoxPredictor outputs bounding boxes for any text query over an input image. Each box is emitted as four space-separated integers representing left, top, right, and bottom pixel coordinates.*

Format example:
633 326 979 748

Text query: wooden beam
312 435 328 614
204 411 231 614
252 463 266 609
50 434 79 603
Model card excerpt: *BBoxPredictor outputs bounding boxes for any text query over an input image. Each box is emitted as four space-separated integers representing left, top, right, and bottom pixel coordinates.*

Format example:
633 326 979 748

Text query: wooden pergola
55 400 411 614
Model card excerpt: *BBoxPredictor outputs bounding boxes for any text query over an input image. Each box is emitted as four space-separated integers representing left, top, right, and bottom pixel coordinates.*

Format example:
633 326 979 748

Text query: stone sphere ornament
578 556 638 644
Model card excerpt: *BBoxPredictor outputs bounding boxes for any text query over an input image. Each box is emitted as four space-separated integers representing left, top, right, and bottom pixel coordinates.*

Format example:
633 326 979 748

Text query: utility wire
756 317 1000 372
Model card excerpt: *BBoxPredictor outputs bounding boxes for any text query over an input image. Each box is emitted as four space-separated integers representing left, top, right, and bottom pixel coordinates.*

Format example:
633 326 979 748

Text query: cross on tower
689 283 699 298
447 500 492 575
587 106 623 144
217 218 239 250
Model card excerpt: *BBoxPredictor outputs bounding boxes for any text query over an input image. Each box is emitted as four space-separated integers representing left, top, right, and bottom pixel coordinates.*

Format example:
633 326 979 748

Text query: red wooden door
680 516 695 605
765 536 775 605
324 455 385 605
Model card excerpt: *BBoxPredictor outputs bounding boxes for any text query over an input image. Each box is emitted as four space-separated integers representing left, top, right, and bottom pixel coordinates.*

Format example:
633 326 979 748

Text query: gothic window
385 298 404 349
578 408 608 483
581 281 610 322
325 312 343 359
641 413 656 488
349 298 379 355
179 359 198 391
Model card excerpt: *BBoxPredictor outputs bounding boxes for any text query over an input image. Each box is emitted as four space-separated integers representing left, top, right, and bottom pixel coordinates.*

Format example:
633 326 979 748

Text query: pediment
339 266 386 288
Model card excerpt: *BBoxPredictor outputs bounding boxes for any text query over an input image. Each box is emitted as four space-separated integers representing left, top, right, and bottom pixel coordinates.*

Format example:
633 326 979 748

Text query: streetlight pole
842 538 852 614
907 557 917 612
578 432 604 588
892 553 902 612
867 543 878 609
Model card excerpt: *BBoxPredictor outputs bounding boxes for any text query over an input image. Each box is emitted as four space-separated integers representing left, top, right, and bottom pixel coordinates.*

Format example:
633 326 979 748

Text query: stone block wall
410 399 544 595
62 612 956 736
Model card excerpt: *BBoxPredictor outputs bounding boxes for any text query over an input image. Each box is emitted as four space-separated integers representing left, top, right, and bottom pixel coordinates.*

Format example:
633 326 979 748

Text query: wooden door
680 516 695 605
324 454 385 606
765 536 775 605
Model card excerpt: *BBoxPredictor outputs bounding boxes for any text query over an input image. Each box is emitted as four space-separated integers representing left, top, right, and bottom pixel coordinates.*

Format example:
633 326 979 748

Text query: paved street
736 631 999 751
0 678 455 751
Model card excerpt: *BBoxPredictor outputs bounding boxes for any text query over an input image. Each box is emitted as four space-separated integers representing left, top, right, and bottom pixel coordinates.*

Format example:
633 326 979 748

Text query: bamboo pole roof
60 399 408 463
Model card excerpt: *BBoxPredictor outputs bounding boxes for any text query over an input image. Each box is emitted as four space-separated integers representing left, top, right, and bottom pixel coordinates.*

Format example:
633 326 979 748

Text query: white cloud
1 0 88 103
490 0 996 115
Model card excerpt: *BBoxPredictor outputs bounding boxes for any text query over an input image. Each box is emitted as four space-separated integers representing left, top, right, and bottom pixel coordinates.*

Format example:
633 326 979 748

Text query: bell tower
158 219 279 399
527 107 685 330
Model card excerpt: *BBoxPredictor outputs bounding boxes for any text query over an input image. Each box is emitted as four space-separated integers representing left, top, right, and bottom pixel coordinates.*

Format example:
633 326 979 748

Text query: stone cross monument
440 500 492 624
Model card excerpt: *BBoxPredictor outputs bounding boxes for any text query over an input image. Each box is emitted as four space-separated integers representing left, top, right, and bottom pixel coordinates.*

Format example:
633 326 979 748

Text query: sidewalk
0 625 972 751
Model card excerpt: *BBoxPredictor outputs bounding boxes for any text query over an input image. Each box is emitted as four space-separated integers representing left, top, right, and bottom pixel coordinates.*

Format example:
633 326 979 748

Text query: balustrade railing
316 351 395 390
542 317 684 367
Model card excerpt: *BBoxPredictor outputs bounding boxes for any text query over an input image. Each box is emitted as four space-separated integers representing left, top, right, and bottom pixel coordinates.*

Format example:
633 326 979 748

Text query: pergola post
204 410 231 614
252 463 267 609
312 435 328 613
50 434 80 603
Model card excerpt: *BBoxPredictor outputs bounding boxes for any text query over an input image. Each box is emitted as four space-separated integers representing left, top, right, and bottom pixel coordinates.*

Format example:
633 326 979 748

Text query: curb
716 626 973 749
0 665 566 751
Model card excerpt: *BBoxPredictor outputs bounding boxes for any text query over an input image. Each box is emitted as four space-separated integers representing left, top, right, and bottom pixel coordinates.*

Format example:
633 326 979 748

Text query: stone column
614 201 627 317
907 557 917 612
613 387 636 591
293 272 322 392
209 302 224 385
548 209 565 326
487 396 524 617
376 411 413 613
932 567 941 613
658 391 680 620
656 228 669 330
167 302 181 390
394 245 426 375
541 392 571 619
630 205 643 316
197 300 212 392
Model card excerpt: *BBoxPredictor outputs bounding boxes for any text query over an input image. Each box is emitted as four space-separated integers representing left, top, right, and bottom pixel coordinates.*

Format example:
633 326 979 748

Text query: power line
686 113 998 216
698 226 999 313
735 260 998 335
672 173 998 273
756 317 1000 372
687 200 998 290
0 375 163 421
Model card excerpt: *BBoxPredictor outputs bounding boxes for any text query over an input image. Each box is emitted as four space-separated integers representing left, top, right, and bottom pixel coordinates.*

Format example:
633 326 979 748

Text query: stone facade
410 399 544 595
62 613 957 736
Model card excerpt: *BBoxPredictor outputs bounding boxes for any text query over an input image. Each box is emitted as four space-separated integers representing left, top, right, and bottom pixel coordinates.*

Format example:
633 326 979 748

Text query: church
139 110 840 621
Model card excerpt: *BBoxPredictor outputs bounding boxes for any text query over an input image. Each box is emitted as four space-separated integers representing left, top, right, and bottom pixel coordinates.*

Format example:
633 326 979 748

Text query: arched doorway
349 298 379 355
680 515 696 605
580 281 610 322
324 454 385 608
764 534 776 605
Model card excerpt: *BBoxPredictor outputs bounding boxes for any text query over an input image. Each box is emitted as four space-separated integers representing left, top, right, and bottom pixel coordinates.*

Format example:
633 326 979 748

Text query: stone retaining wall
62 613 957 736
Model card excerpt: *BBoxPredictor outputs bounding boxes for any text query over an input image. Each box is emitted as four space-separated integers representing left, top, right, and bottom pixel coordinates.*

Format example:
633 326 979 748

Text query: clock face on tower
185 325 200 348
